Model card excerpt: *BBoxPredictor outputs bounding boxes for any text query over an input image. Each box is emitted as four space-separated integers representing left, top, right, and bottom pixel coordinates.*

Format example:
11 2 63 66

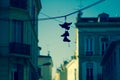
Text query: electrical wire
0 0 105 21
38 0 105 21
40 12 63 23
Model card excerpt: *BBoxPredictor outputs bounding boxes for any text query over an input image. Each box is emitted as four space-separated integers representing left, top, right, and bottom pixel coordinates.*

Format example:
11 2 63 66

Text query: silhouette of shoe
63 36 71 42
59 22 72 30
61 31 69 37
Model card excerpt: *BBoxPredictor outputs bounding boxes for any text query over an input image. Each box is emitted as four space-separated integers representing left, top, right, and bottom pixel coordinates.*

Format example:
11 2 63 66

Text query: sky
38 0 120 77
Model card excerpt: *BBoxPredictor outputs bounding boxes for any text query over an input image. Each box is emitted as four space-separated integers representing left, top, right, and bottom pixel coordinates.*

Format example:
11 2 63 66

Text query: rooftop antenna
48 50 50 56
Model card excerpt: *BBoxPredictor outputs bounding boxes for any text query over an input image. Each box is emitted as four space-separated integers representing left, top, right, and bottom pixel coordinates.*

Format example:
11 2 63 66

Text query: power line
40 12 63 23
0 0 105 21
38 0 105 21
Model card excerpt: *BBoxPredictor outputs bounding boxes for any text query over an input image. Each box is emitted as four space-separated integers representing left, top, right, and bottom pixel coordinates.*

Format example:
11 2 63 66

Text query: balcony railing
10 0 27 9
9 42 30 56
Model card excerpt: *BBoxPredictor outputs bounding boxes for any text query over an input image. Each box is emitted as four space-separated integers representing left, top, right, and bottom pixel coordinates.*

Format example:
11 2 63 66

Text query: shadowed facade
76 12 120 80
0 0 42 80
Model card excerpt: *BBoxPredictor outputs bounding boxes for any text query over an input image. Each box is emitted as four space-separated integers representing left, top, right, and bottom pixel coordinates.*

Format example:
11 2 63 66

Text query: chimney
98 13 109 22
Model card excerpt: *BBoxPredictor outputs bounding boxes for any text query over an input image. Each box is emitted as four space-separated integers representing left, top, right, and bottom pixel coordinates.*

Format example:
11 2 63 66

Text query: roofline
65 59 76 68
76 22 120 28
38 55 51 58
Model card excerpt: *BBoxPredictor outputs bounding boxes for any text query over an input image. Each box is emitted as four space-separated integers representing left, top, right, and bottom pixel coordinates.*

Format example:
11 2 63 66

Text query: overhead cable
0 0 105 21
38 0 105 21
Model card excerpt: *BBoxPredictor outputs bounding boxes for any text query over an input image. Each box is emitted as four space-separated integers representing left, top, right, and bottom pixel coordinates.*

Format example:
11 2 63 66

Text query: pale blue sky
38 0 120 77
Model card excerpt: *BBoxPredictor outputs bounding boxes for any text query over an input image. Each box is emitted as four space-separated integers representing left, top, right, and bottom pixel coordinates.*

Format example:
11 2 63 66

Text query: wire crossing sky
38 0 105 21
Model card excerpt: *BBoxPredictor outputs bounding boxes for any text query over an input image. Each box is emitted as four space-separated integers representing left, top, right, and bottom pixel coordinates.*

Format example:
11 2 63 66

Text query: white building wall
67 60 78 80
38 56 53 80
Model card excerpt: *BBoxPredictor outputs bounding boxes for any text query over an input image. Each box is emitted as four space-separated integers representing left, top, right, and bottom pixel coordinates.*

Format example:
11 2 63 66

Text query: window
86 63 93 80
11 64 24 80
11 64 17 80
74 69 77 80
85 38 93 56
10 0 27 9
119 48 120 64
113 51 116 66
100 37 109 56
12 20 23 43
38 68 42 78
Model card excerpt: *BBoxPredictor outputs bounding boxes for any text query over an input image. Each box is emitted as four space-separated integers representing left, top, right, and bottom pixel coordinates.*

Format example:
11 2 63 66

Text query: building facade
101 40 120 80
0 0 42 80
38 55 53 80
76 12 120 80
55 54 79 80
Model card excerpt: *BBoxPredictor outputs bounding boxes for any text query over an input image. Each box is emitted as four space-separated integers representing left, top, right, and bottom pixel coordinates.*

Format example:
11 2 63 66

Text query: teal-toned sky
38 0 120 77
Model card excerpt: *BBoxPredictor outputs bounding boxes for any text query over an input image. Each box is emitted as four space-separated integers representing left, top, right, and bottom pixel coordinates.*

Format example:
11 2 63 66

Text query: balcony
10 0 27 9
9 42 30 56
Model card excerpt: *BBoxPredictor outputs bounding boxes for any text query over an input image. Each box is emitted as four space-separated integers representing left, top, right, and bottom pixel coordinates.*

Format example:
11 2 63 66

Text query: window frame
11 64 24 80
85 37 94 56
12 19 24 43
100 37 109 56
86 63 93 80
